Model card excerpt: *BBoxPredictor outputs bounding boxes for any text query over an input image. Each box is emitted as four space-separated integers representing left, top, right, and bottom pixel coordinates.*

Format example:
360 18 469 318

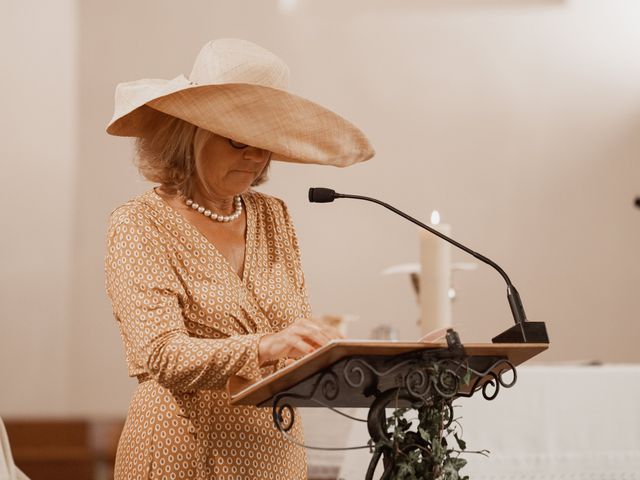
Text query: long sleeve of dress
105 211 265 393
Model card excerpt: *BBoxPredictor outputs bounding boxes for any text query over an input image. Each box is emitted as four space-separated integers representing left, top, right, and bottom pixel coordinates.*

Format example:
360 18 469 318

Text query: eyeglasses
228 138 248 149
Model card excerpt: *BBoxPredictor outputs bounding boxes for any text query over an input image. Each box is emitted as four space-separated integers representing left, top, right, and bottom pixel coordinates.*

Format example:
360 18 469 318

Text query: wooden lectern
230 327 549 479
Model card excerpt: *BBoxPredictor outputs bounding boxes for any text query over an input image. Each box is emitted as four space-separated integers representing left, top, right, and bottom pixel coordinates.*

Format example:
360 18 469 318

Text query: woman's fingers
294 337 316 355
323 325 345 340
286 337 317 359
297 325 332 348
294 320 342 346
260 319 347 365
307 319 345 340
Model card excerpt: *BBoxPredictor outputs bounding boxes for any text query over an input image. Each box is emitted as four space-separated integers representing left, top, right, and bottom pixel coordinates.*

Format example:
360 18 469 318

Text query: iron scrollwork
271 345 519 478
272 370 340 433
457 358 518 401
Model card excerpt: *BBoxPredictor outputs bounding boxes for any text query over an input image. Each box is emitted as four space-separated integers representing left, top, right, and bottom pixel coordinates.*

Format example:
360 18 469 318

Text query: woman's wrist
258 334 273 366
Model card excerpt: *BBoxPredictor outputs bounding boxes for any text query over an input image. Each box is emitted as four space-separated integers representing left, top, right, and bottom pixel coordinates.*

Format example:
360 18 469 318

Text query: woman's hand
258 319 344 366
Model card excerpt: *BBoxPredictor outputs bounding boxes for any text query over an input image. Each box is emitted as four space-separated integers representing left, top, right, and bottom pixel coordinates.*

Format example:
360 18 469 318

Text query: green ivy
375 367 488 479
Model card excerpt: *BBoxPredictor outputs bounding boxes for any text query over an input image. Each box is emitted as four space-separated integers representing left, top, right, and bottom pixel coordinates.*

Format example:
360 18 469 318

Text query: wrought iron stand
268 330 518 479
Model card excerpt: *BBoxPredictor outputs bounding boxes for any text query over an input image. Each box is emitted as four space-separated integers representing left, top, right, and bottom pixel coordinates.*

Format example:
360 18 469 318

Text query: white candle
419 211 452 336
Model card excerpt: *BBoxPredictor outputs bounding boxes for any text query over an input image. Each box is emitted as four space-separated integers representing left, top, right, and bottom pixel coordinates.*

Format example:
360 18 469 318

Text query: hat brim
107 77 374 167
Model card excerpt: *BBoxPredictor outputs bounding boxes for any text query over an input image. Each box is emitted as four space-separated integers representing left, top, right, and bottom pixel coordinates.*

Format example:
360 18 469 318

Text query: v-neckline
150 188 254 285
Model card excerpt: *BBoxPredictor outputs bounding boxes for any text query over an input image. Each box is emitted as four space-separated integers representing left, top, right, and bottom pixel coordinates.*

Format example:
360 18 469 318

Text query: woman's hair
134 116 270 195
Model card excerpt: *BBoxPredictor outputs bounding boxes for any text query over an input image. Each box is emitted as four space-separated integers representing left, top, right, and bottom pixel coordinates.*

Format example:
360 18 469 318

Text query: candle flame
430 210 441 225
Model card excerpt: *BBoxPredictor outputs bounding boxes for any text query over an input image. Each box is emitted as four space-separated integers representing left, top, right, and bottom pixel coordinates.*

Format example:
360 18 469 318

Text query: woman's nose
243 147 269 163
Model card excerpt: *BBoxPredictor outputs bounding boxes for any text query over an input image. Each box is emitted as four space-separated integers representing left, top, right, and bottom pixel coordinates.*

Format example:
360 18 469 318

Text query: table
302 364 640 479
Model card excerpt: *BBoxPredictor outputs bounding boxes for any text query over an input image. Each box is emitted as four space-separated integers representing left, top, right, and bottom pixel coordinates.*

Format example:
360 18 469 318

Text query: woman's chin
227 181 256 195
229 173 259 190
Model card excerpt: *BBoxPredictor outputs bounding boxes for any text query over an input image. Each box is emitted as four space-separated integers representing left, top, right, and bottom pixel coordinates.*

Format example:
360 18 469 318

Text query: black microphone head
635 196 640 208
308 187 336 203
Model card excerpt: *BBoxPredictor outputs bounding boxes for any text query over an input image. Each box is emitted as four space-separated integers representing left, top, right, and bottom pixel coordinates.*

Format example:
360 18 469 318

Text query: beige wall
2 0 639 416
0 0 77 415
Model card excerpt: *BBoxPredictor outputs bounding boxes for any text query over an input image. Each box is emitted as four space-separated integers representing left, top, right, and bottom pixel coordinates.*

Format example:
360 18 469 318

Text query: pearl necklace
185 195 242 222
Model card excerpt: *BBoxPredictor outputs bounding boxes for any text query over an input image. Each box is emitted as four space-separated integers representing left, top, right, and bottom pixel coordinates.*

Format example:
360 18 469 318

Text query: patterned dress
105 188 310 479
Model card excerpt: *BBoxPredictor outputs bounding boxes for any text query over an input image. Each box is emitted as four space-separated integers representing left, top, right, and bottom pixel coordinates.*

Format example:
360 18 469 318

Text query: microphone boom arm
309 186 548 343
339 194 510 284
336 193 528 327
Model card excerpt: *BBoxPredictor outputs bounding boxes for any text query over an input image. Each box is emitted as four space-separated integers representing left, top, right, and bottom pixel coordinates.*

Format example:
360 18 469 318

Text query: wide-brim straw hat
106 38 374 167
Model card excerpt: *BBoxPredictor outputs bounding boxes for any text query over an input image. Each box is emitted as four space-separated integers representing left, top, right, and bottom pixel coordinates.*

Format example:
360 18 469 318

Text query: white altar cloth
333 364 640 479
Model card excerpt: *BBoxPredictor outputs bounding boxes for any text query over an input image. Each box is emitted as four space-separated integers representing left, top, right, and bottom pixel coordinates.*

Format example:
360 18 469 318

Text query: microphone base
492 322 549 344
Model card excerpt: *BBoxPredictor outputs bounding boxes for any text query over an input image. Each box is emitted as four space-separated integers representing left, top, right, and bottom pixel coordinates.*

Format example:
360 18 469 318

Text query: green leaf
454 432 467 451
393 407 410 417
396 461 416 479
377 370 486 480
441 457 467 480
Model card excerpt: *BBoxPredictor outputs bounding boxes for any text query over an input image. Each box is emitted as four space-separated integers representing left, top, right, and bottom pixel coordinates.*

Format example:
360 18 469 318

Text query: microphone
635 197 640 208
309 187 549 344
308 188 337 203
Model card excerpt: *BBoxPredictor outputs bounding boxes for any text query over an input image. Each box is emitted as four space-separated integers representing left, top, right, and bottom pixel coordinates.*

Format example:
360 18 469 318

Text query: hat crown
189 38 290 90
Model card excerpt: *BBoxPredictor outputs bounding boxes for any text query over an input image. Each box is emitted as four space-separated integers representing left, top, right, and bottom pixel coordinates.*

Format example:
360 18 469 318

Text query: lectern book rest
228 333 548 479
229 340 548 407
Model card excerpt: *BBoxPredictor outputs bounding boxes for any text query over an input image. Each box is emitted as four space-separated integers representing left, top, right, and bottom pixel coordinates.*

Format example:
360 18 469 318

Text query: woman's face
194 133 271 198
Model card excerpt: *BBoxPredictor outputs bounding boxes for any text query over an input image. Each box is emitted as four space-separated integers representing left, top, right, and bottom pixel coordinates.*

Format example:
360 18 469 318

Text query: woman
105 39 373 479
